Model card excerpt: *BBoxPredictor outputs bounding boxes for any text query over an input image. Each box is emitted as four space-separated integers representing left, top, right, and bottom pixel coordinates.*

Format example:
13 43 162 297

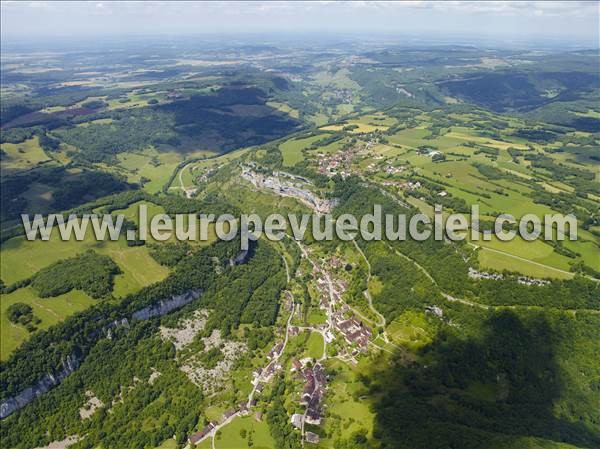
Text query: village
316 136 379 179
241 164 338 214
468 267 551 286
186 238 375 447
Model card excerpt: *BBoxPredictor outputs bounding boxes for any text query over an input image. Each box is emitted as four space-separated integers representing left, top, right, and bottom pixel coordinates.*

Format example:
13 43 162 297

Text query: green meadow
0 136 51 174
0 203 171 358
266 101 300 119
365 111 599 278
1 223 169 287
306 331 325 359
1 287 95 360
215 415 274 449
115 148 212 194
405 196 578 279
323 358 375 443
477 247 573 280
386 310 434 350
306 309 328 326
312 136 349 155
279 134 328 166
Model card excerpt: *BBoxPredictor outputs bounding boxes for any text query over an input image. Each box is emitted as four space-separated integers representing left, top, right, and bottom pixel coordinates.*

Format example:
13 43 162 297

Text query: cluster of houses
284 291 295 312
252 342 284 386
329 256 343 269
402 180 422 190
468 267 504 281
468 268 550 287
329 88 355 104
378 179 423 191
310 253 372 356
332 312 372 351
316 150 353 178
192 166 217 184
305 431 321 444
188 401 252 445
316 138 377 178
290 360 327 443
517 276 550 286
323 260 351 292
314 272 348 306
383 164 407 175
189 422 216 445
381 180 406 189
302 363 327 425
417 147 443 159
166 90 184 100
268 342 284 361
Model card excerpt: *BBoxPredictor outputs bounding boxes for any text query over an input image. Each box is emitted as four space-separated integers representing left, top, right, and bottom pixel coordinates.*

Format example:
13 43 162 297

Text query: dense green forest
31 250 121 299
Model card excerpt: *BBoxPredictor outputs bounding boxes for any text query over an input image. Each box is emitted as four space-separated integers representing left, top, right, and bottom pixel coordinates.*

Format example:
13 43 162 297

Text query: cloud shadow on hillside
370 310 600 449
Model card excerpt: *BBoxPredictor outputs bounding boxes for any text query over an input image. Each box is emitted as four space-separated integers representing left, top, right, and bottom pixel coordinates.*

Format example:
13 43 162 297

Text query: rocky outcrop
1 354 81 419
1 289 203 419
230 249 250 266
131 289 202 321
241 167 338 214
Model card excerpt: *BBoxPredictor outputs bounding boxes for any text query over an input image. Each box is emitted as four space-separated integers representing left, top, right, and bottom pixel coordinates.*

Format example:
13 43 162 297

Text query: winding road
178 163 198 198
383 242 600 314
352 239 386 328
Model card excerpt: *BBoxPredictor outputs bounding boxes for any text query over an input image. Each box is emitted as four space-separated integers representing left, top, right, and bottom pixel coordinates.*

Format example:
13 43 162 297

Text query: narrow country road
178 163 197 199
384 242 600 314
246 303 297 408
352 239 386 328
210 411 241 449
467 243 587 280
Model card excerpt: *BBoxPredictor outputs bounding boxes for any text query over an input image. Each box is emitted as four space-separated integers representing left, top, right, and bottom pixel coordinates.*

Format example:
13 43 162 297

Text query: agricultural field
476 247 573 280
267 101 300 119
1 224 168 287
307 107 599 278
0 209 170 359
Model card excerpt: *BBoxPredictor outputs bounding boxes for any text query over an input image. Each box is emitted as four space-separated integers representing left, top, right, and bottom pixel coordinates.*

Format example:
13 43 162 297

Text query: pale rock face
33 435 80 449
131 289 202 321
1 354 81 419
1 288 203 419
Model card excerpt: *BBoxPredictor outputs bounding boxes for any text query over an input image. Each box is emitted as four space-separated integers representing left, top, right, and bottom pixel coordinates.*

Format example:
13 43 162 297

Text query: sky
1 1 599 46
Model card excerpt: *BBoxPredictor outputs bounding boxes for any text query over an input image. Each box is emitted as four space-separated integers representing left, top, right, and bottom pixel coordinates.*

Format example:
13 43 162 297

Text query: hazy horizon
2 1 598 48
